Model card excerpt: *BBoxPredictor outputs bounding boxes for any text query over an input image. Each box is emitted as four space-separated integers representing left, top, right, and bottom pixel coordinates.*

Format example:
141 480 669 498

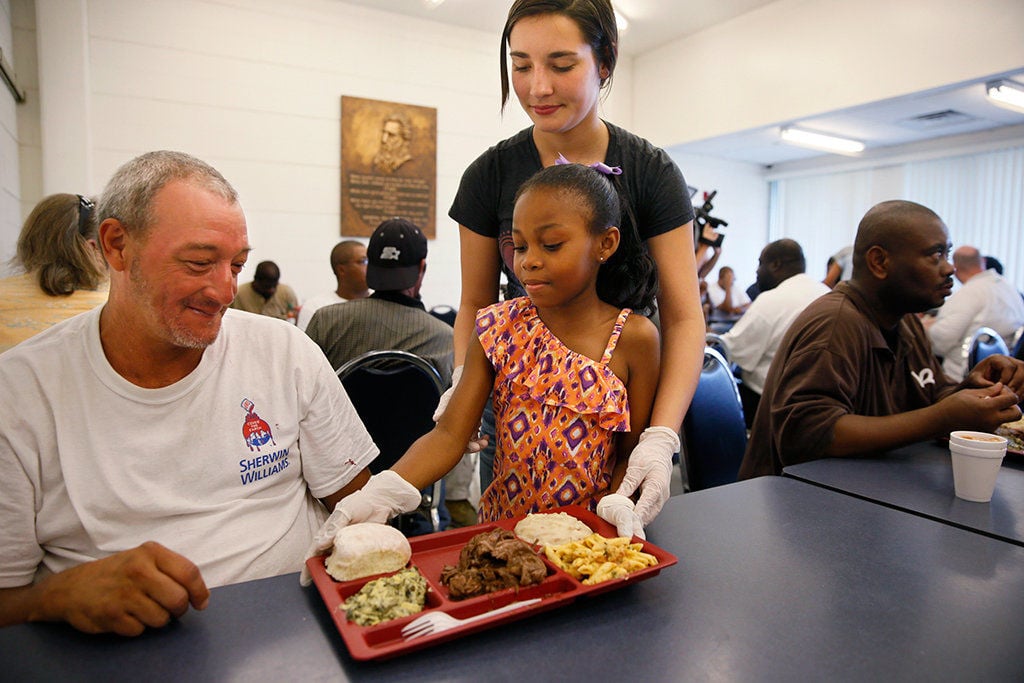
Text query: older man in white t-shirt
0 152 389 636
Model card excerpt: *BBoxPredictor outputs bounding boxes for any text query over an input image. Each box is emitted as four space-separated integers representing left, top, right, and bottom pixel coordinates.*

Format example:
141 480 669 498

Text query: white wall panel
77 0 543 306
0 0 19 270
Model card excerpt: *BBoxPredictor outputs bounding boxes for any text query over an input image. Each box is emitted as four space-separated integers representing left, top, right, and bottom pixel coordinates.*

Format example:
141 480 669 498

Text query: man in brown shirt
739 200 1024 478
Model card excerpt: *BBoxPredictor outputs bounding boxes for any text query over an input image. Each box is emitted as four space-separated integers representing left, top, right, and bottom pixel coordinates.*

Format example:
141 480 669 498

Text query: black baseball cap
366 218 428 290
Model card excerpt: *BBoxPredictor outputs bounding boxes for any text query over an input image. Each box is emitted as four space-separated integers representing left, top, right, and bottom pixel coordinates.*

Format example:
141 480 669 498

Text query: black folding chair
336 350 446 535
681 347 747 492
429 305 457 327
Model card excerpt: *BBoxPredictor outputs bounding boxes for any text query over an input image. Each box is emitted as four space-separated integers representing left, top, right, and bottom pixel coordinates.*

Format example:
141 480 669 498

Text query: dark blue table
784 440 1024 546
2 477 1023 681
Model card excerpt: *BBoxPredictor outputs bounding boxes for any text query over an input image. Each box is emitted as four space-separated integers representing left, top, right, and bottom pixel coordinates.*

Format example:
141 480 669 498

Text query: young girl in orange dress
310 163 661 545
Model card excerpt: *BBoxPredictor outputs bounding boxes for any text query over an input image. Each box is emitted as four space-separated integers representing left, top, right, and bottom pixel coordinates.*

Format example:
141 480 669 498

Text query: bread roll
325 523 412 581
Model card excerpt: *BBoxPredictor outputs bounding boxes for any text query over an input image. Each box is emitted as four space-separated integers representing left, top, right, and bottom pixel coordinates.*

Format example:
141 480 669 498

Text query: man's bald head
852 200 942 280
952 245 984 284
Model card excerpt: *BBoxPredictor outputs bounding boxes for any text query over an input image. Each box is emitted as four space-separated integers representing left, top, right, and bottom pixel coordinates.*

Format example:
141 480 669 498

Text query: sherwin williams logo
241 398 275 451
239 398 289 485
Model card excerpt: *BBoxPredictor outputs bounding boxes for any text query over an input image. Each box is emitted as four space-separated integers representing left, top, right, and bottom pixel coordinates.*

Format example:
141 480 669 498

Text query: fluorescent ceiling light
780 127 865 155
986 79 1024 113
614 10 629 31
423 0 445 8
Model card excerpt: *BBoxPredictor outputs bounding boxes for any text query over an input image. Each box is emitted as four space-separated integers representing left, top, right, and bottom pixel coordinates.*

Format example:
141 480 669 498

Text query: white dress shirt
721 273 831 394
927 269 1024 379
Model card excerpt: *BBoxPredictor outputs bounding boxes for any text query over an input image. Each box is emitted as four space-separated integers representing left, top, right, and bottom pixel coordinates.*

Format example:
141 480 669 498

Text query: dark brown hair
500 0 618 111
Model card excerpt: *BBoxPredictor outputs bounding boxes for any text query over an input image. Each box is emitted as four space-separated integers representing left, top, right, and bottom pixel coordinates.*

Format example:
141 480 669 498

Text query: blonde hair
14 193 106 296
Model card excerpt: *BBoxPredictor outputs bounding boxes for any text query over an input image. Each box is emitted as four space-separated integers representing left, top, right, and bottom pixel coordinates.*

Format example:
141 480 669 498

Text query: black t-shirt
449 121 694 298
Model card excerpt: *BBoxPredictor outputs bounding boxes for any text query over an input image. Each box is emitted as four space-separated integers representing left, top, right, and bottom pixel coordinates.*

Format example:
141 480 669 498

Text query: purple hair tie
554 153 622 176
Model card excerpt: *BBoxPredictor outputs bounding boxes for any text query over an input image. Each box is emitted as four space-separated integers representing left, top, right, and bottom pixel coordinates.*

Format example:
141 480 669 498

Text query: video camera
694 190 728 247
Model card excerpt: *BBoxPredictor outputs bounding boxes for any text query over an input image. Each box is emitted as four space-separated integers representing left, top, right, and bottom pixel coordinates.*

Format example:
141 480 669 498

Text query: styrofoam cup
949 441 1006 502
949 431 1007 451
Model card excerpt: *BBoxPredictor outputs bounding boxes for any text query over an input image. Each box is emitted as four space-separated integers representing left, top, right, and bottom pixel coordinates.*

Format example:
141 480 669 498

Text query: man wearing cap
305 218 453 381
305 218 470 528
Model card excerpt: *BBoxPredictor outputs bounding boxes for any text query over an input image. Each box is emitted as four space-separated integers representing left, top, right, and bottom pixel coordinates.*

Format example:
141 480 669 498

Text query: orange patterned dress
476 298 632 520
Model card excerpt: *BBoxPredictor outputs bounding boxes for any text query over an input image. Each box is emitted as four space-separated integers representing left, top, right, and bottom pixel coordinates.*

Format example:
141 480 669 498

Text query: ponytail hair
13 193 107 296
515 163 658 313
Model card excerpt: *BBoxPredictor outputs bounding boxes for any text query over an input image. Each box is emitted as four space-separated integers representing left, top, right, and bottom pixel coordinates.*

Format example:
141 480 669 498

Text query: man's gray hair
96 150 238 236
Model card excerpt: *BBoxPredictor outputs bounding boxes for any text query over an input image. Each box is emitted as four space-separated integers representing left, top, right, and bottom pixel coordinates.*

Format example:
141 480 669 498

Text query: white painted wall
0 0 20 273
668 152 769 289
12 0 634 309
635 0 1024 147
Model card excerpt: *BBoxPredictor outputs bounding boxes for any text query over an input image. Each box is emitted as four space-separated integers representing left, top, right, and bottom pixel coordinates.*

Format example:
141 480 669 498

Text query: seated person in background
1 193 109 353
983 254 1004 276
707 265 750 333
922 245 1024 379
823 244 853 288
305 219 453 381
296 239 370 331
721 239 831 427
305 218 470 528
738 200 1024 479
0 151 376 635
230 260 299 321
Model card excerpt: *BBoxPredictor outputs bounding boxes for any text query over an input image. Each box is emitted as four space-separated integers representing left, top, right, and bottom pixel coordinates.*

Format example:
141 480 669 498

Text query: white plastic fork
401 598 543 640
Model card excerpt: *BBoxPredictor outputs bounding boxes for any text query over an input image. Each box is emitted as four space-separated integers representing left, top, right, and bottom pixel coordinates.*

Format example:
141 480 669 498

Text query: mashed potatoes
513 512 594 547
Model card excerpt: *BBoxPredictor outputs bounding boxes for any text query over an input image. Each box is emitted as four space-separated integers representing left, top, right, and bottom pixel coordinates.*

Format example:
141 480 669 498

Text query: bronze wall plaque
341 96 437 238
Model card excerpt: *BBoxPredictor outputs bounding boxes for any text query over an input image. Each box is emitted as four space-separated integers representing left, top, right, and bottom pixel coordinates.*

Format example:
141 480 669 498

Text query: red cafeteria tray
306 505 678 661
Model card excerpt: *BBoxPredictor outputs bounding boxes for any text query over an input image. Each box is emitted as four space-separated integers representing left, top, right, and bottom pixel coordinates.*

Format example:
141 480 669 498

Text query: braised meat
440 528 547 600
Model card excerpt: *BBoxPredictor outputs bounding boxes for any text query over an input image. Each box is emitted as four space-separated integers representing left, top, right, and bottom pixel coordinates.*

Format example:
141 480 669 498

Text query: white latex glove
299 471 421 586
596 493 645 540
432 365 463 421
615 426 680 526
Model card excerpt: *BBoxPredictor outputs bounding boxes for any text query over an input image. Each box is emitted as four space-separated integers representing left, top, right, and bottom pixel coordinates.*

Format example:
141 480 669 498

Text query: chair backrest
682 347 747 492
966 327 1010 373
336 350 445 473
1011 326 1024 361
429 305 457 327
704 332 731 365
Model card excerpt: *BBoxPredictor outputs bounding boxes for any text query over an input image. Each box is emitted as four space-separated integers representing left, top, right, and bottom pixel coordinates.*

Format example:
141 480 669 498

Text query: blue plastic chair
681 347 747 492
966 327 1009 373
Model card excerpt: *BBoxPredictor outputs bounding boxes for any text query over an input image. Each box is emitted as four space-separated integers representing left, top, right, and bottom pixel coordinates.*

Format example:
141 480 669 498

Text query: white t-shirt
297 292 348 331
707 281 751 320
722 273 831 394
0 307 377 588
927 269 1024 379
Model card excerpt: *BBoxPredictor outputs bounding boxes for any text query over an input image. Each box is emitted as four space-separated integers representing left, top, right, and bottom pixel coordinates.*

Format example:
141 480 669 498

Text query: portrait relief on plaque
341 96 437 238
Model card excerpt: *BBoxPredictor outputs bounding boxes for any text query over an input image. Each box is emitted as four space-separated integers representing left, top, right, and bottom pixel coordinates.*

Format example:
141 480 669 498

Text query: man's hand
11 542 209 636
939 383 1023 432
965 355 1024 397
